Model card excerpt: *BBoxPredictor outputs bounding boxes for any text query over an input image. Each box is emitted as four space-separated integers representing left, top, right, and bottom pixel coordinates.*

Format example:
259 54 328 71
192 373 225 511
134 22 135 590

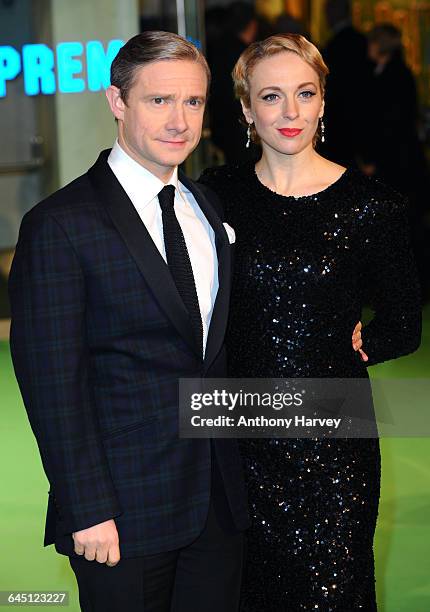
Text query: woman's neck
256 146 324 196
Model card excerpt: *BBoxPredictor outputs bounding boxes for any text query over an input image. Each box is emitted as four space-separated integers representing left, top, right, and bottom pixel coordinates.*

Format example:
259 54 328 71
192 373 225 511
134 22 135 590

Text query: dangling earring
320 118 325 143
246 123 252 148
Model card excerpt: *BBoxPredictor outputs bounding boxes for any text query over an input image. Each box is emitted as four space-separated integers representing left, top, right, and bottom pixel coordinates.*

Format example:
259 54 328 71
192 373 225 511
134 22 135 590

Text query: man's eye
262 93 279 102
188 98 202 107
153 97 165 104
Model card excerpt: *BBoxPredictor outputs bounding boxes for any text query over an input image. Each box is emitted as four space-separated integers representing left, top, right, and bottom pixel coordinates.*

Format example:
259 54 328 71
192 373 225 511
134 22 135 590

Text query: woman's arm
360 190 422 366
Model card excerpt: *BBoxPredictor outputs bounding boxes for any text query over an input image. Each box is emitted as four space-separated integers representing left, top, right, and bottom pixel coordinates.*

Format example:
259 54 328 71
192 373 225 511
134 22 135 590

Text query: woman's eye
299 91 316 99
262 93 279 102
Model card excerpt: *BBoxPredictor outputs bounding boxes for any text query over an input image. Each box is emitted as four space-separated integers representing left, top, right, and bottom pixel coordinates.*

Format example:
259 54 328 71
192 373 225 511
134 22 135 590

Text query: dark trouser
69 459 244 611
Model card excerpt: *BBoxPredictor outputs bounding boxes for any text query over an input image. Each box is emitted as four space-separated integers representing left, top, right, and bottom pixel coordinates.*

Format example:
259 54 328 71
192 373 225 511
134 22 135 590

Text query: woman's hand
352 321 369 362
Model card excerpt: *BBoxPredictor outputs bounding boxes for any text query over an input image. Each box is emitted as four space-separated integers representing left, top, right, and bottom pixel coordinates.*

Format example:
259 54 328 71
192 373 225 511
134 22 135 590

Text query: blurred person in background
257 9 309 40
363 24 430 301
207 2 259 164
364 24 428 196
321 0 372 167
205 5 230 48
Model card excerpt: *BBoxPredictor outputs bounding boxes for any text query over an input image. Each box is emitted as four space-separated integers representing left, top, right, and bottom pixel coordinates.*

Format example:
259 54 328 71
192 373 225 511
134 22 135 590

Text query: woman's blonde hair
232 33 329 145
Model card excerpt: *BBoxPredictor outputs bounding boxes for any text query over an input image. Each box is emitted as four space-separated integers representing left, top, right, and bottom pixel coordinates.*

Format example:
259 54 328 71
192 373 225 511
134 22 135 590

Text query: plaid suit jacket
8 150 249 557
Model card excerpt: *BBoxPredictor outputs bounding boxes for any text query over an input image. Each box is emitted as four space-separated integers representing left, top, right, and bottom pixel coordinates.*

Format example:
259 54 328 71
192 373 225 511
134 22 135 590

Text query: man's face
368 41 381 64
106 60 207 180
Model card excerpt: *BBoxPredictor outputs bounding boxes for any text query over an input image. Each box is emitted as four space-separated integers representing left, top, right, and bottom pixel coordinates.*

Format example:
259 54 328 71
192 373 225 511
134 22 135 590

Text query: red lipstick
278 128 303 137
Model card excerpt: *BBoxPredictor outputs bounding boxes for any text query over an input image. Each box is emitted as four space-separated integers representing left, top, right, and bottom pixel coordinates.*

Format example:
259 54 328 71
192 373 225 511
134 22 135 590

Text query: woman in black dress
199 34 421 610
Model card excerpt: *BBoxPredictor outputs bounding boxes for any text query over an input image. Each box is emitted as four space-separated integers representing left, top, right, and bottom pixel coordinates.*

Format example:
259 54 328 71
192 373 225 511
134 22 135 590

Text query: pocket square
223 222 236 244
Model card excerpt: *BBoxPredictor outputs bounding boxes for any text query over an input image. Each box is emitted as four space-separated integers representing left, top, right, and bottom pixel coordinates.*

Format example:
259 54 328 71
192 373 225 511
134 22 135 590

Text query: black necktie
158 185 203 356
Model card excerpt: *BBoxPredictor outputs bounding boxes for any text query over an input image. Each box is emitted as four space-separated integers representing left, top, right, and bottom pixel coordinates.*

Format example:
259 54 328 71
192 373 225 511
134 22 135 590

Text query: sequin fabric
199 163 421 611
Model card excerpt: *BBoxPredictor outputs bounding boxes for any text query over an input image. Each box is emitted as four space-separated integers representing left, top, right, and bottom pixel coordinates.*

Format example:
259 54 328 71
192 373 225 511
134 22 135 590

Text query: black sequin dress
199 163 421 611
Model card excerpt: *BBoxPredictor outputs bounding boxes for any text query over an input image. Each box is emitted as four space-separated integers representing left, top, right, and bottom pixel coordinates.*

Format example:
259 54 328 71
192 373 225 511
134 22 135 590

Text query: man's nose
166 103 188 133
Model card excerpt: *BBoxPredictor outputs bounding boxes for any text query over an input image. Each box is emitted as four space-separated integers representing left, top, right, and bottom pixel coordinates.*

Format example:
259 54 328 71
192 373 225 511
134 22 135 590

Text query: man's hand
352 321 368 362
72 519 120 566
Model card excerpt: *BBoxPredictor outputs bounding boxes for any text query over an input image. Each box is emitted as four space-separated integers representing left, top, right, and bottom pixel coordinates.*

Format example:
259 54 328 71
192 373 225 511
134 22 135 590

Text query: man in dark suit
365 24 430 302
207 2 259 164
364 24 427 196
320 0 372 167
8 31 248 612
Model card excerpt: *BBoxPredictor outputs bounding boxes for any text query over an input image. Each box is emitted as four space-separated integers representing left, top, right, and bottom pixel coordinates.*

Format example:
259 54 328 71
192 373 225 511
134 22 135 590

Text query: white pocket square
223 222 236 244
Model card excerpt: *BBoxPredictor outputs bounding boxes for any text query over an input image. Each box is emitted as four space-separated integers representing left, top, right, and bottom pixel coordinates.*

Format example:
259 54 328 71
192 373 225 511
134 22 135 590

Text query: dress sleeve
360 189 422 366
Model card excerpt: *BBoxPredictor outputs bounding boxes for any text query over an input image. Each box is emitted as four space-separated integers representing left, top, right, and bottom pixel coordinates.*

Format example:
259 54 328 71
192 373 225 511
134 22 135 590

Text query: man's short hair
110 31 211 103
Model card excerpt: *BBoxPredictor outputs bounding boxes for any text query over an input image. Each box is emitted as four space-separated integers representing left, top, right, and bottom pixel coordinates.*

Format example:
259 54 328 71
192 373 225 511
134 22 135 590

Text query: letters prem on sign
0 40 124 97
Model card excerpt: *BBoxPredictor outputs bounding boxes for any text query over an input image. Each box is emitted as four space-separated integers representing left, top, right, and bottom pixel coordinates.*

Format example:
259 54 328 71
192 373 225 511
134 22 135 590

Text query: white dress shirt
108 140 218 355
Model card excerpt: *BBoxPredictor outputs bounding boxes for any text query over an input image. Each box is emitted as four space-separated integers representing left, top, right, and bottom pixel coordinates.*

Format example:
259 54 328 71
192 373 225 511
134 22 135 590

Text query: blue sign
0 39 124 97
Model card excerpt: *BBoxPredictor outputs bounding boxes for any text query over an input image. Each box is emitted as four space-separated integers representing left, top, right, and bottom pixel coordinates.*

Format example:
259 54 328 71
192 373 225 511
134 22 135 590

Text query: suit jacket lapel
88 150 201 357
179 173 232 373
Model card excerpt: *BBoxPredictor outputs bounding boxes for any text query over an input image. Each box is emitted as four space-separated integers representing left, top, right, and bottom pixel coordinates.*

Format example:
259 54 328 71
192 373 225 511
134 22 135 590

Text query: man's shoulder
23 170 98 227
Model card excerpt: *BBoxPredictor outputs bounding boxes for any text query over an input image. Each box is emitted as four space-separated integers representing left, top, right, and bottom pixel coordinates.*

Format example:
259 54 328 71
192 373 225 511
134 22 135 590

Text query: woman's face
242 52 324 157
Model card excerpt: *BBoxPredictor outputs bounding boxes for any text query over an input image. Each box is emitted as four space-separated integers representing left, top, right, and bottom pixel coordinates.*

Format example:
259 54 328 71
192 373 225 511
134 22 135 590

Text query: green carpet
1 308 429 611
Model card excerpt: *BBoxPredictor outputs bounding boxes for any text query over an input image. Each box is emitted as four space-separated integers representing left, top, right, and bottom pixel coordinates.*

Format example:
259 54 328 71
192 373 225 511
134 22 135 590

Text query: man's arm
8 211 122 542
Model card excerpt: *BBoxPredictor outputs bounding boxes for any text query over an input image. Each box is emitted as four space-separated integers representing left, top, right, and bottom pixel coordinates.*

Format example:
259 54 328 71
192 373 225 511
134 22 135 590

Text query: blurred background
1 1 429 610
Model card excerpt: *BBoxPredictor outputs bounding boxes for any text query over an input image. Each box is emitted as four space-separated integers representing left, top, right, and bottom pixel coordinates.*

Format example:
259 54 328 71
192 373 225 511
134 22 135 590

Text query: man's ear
240 99 253 125
106 86 126 121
